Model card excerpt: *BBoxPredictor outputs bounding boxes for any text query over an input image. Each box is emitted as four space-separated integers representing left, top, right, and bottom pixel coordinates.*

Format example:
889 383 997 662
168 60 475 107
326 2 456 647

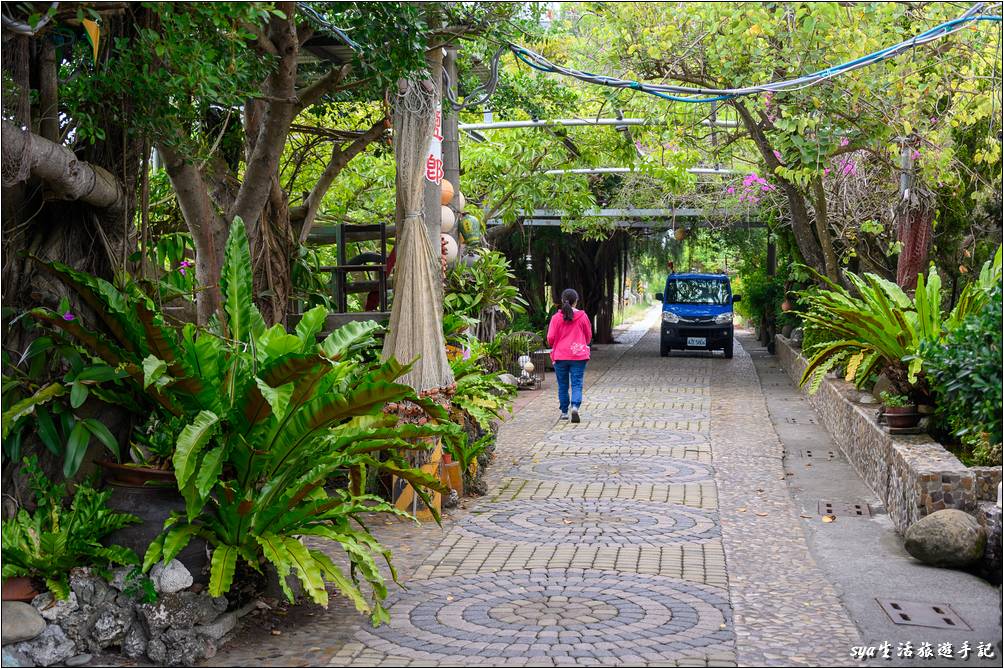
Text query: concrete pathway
214 320 989 667
746 333 1001 668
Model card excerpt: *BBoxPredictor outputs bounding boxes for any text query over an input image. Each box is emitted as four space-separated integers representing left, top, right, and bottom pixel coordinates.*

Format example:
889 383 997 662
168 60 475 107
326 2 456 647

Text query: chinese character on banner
425 154 444 184
425 108 443 184
432 109 443 141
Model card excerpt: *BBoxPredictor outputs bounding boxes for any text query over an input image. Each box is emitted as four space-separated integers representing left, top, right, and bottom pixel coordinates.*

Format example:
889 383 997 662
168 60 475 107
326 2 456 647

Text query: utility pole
423 47 445 254
443 44 461 213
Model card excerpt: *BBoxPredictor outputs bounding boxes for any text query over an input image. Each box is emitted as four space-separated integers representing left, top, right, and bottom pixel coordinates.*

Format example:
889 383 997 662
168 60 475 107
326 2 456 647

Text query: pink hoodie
547 309 592 362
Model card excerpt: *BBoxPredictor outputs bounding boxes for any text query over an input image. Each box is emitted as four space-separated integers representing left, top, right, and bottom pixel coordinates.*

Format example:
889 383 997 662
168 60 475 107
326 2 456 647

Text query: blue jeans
553 359 587 413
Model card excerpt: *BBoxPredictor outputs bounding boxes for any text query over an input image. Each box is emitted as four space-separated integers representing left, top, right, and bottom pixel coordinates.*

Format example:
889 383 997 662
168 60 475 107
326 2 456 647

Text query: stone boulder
497 373 519 387
31 592 78 622
145 628 212 666
1 646 34 667
150 560 194 594
121 623 148 659
194 611 237 641
87 603 135 650
69 570 115 608
871 373 894 402
905 509 987 568
2 601 46 645
12 624 76 667
139 592 227 633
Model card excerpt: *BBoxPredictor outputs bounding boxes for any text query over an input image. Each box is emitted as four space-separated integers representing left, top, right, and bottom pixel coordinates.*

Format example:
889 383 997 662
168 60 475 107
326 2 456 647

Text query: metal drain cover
807 449 839 459
817 501 872 517
784 449 835 458
877 599 972 630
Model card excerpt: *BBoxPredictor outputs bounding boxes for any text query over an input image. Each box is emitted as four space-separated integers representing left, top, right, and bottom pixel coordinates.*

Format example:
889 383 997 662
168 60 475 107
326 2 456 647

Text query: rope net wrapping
382 77 454 392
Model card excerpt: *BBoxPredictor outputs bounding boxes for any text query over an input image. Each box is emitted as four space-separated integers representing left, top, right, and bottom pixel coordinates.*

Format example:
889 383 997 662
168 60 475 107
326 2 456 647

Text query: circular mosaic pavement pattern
577 407 709 422
355 569 733 662
512 454 714 484
458 499 720 546
545 427 708 446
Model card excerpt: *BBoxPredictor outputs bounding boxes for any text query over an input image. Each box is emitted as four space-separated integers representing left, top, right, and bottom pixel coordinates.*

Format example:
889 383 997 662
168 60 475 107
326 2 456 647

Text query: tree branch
2 122 126 212
295 64 351 111
292 117 389 243
229 3 299 230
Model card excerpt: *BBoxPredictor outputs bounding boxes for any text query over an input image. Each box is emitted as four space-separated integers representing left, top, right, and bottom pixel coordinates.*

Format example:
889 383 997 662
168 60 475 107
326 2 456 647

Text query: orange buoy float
441 178 455 206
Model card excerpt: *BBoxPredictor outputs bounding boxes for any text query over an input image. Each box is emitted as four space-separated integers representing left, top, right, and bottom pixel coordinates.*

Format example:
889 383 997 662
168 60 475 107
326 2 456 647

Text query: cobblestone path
210 322 863 667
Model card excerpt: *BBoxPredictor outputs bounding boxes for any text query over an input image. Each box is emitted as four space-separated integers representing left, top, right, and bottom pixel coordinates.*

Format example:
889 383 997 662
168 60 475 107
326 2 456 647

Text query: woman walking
547 288 592 423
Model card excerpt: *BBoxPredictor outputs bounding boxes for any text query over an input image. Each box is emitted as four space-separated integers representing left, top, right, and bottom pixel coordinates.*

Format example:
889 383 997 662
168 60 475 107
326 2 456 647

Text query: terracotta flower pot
2 577 40 602
442 461 464 495
97 460 175 487
884 405 920 429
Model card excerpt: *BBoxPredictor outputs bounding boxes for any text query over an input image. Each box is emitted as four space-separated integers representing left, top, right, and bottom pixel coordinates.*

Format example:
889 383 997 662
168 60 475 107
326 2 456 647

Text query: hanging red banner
425 109 443 184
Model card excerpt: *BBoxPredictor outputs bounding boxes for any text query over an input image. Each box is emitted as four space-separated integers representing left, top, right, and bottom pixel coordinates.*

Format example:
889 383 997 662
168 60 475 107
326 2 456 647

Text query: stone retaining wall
774 336 1001 534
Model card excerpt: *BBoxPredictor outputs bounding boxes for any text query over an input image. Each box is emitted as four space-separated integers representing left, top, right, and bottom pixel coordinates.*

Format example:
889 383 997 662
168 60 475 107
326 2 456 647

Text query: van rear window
665 279 731 305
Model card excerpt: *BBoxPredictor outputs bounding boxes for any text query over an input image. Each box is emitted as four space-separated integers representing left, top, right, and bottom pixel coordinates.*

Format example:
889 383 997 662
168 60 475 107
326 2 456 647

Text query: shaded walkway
210 320 863 666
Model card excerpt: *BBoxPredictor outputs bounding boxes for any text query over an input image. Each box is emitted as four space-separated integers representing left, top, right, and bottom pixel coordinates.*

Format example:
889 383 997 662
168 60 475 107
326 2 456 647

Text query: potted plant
31 220 459 621
880 391 921 429
2 456 139 600
99 413 183 486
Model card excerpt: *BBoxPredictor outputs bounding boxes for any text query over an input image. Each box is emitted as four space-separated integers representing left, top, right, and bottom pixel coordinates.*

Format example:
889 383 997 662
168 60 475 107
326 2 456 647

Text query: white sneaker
559 412 569 420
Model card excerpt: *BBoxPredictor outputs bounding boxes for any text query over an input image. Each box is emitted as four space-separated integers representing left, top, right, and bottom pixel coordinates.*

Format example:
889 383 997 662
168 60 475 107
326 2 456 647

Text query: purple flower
773 150 783 161
839 137 850 147
911 149 921 161
462 347 471 360
824 167 831 176
62 311 75 321
178 260 194 276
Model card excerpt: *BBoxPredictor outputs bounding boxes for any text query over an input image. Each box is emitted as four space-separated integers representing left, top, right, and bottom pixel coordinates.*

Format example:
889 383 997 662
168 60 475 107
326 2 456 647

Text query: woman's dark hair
560 288 579 321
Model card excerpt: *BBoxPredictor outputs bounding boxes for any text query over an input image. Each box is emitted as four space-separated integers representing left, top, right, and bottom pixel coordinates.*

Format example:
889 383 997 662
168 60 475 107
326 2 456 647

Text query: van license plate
686 337 706 347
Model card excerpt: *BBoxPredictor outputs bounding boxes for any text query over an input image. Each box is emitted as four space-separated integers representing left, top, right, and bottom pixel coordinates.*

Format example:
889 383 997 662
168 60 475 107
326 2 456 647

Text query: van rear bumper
661 323 733 349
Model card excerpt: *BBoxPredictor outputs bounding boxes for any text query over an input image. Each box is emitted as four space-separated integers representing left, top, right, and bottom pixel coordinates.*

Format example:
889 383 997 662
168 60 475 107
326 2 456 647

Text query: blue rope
508 13 1002 104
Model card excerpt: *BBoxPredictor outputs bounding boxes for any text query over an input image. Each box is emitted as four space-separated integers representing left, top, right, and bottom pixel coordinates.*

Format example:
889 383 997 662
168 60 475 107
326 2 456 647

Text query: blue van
655 273 741 359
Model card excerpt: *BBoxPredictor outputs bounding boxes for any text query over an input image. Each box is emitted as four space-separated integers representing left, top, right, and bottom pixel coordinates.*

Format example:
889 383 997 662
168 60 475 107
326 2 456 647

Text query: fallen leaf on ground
271 629 282 636
446 595 455 601
737 507 747 512
822 514 836 523
755 512 768 517
800 514 813 519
